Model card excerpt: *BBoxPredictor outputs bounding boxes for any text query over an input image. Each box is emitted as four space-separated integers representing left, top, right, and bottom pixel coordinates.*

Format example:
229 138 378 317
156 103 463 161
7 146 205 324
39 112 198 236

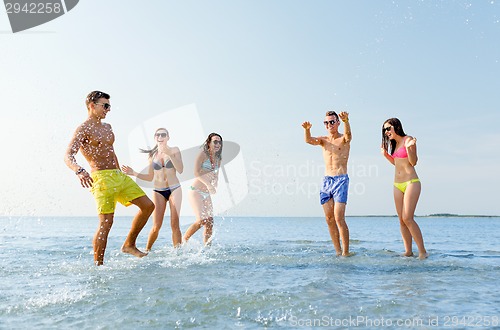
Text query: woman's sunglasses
212 140 222 145
383 126 392 132
155 133 168 138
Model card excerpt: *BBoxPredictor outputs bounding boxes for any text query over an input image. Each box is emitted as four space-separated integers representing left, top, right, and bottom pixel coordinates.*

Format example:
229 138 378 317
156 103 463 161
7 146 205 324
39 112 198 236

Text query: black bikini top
152 157 174 170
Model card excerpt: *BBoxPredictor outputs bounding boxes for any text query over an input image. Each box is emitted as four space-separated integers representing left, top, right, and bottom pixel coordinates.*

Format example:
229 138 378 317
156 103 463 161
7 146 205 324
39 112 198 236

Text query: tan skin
381 123 428 259
64 97 154 265
183 135 222 245
302 112 353 256
122 129 184 250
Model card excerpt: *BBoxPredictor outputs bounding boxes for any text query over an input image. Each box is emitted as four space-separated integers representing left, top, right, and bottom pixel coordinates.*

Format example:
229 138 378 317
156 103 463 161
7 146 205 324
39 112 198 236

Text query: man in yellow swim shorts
64 91 155 265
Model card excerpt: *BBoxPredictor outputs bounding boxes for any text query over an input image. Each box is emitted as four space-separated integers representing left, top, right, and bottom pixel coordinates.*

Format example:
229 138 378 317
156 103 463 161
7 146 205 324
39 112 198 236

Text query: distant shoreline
1 214 499 219
354 214 500 218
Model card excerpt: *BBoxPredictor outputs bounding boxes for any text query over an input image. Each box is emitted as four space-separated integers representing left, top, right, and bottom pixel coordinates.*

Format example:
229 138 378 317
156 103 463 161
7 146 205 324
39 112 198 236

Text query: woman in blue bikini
183 133 223 245
122 128 184 250
381 118 428 259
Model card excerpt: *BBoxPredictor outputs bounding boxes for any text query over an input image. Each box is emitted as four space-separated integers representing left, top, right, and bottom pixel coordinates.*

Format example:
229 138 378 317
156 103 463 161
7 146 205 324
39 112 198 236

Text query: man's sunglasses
323 120 337 126
155 133 168 138
94 102 111 110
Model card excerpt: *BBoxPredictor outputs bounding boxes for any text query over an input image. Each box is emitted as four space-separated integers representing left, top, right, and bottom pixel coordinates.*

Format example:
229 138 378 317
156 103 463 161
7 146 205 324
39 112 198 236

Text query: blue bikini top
202 158 219 171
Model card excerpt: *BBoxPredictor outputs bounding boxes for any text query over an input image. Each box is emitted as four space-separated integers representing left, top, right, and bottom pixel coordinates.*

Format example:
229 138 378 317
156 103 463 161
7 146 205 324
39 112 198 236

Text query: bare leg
94 213 114 266
169 188 183 247
183 190 213 244
146 192 167 251
402 182 428 259
394 187 413 256
201 197 214 245
121 195 154 258
203 217 214 245
322 200 342 256
334 202 351 256
183 189 205 242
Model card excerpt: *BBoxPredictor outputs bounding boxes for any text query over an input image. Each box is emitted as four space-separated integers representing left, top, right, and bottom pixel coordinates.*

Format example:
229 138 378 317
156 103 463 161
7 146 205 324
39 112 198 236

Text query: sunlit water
1 216 499 329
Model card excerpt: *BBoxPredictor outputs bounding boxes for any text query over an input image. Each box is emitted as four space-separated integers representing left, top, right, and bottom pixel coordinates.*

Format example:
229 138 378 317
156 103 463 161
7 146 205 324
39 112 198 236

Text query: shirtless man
64 91 154 265
302 111 352 256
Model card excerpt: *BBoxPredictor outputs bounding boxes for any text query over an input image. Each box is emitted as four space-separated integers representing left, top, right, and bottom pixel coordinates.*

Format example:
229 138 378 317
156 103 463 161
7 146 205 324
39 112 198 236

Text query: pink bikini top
392 137 408 159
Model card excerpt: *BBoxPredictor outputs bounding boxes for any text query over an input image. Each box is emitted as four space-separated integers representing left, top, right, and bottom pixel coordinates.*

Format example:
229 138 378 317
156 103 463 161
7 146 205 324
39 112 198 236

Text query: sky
1 0 499 217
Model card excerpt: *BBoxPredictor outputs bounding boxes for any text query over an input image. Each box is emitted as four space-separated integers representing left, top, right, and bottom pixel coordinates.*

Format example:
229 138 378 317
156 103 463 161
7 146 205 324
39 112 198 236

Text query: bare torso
393 138 419 182
191 152 219 192
78 120 118 171
320 134 350 176
152 153 181 189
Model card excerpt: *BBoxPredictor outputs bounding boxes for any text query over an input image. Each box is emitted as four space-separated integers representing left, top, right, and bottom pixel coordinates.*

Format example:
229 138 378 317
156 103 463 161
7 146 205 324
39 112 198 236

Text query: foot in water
341 251 356 257
418 252 429 260
121 245 148 258
403 252 414 257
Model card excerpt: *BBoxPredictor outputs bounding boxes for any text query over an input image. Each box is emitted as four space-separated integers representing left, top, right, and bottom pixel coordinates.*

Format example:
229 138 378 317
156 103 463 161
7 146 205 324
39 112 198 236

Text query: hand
78 171 93 188
121 165 135 176
405 137 417 148
163 146 174 156
302 121 312 130
338 112 349 122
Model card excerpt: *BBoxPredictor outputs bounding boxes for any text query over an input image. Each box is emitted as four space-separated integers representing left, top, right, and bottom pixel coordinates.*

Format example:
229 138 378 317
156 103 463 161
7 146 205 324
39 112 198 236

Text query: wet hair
86 91 110 108
325 111 339 121
382 118 407 155
202 132 223 161
139 128 169 159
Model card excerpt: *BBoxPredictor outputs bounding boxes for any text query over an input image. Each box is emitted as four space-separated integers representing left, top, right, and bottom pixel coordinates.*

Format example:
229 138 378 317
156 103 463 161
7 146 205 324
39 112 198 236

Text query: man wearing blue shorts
302 111 353 256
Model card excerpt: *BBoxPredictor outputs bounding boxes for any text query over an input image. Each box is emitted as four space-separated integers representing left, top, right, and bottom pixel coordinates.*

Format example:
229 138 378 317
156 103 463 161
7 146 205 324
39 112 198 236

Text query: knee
199 218 212 228
99 217 114 230
325 216 336 225
151 224 162 232
144 201 155 215
401 215 414 226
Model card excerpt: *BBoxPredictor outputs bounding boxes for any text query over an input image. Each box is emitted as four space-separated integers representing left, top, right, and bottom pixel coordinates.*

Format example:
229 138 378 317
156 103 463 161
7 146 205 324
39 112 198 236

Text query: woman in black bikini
122 128 184 250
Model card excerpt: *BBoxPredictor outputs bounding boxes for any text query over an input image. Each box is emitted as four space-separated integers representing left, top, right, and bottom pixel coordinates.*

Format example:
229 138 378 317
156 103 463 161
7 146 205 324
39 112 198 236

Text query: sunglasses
155 133 168 138
94 102 111 110
212 140 222 145
323 120 337 126
383 126 392 132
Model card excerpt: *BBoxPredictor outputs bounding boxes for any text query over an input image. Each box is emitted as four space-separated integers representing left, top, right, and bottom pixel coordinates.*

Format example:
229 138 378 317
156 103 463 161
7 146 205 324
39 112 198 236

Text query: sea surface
1 216 499 329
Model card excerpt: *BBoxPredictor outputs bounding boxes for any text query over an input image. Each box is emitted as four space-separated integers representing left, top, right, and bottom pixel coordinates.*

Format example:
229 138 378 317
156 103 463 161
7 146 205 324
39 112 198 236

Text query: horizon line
1 214 499 218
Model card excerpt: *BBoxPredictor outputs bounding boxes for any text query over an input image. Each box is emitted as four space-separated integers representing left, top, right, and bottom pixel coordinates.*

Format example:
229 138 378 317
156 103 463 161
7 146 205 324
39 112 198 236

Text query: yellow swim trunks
90 169 146 214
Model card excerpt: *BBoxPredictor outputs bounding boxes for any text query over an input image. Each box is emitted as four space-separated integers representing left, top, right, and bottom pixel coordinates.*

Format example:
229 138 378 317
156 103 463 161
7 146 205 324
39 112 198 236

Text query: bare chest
323 138 348 155
83 125 115 149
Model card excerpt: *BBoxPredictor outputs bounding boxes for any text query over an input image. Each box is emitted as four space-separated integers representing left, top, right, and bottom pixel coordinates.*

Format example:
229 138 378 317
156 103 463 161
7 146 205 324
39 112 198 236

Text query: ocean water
1 216 499 329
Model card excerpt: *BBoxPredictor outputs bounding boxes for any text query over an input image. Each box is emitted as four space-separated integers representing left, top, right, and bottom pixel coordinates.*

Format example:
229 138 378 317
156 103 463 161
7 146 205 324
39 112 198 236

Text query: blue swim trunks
320 174 349 205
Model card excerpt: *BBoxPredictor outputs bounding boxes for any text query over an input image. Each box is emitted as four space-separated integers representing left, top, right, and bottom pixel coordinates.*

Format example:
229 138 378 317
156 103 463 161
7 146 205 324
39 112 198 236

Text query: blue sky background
1 0 499 217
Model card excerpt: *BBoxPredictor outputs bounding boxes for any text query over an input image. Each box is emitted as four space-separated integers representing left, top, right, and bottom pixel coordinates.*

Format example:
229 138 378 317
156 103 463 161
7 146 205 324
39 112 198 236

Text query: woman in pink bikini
381 118 428 259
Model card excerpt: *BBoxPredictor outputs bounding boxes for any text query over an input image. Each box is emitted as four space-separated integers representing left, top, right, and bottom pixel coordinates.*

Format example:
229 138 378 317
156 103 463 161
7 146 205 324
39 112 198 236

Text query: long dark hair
202 132 223 162
140 128 169 159
382 118 407 155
